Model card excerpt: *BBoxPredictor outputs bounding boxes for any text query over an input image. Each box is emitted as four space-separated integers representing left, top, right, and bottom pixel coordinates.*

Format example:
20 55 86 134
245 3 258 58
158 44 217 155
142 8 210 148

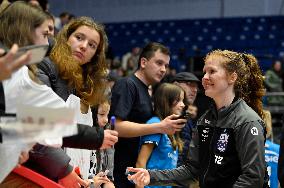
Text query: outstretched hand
126 167 150 187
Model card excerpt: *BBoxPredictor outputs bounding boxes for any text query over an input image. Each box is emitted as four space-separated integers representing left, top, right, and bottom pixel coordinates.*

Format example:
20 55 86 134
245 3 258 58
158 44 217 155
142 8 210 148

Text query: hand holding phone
179 111 190 120
16 44 49 65
125 169 135 176
102 170 109 177
173 110 190 120
0 44 31 81
125 169 135 184
1 44 49 65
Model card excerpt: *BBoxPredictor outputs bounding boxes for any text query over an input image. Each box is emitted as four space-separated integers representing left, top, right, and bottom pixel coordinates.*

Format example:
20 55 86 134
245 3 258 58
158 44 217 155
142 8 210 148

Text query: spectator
264 59 284 105
171 72 200 188
127 50 269 188
54 11 70 31
0 1 80 186
0 2 116 187
45 11 55 36
263 110 279 188
37 16 118 186
27 0 49 11
136 83 186 188
68 14 76 22
110 42 186 188
89 100 115 188
121 46 140 72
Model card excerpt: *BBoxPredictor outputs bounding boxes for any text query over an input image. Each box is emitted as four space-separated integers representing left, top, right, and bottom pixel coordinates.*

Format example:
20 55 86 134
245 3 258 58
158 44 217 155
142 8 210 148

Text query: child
89 100 115 188
263 110 280 188
65 96 111 186
136 83 186 188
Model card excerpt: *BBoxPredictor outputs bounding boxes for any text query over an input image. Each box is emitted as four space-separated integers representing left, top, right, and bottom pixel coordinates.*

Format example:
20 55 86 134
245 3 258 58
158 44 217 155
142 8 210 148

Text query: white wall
49 0 284 23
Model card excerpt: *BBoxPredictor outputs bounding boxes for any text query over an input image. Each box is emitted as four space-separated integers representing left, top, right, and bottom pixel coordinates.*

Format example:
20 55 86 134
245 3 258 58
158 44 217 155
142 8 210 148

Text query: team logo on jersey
251 127 258 135
205 119 211 124
216 133 229 152
201 127 210 142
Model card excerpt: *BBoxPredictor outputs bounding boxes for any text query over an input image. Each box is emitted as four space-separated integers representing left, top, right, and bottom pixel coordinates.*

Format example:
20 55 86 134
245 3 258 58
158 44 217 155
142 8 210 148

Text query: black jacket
37 57 104 149
25 57 104 181
148 98 269 188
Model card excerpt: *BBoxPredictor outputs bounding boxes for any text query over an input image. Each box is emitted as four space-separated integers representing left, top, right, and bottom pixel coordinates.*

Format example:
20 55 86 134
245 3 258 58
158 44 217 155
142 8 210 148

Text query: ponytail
240 53 265 119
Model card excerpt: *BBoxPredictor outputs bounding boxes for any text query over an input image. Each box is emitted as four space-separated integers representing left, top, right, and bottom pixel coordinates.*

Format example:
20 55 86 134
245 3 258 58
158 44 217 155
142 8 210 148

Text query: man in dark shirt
172 72 200 166
110 42 186 188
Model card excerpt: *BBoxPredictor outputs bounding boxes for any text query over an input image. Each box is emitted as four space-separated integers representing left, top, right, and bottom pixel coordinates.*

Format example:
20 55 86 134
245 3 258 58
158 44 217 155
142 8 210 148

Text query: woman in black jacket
38 17 118 151
37 16 118 184
127 50 269 188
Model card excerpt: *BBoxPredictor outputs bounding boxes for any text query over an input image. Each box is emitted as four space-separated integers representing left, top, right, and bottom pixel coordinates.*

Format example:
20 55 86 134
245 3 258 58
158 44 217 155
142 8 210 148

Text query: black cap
172 72 200 83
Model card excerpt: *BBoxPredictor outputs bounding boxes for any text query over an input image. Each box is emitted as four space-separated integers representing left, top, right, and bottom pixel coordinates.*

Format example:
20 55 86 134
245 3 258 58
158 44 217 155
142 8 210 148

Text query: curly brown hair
50 16 108 107
205 50 265 119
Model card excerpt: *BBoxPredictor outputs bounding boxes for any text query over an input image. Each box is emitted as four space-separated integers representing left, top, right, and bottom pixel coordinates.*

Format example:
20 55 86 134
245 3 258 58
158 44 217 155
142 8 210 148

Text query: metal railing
263 92 284 114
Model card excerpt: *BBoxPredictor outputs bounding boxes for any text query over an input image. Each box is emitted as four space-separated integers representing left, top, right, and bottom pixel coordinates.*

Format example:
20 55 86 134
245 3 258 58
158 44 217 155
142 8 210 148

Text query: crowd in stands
0 0 284 188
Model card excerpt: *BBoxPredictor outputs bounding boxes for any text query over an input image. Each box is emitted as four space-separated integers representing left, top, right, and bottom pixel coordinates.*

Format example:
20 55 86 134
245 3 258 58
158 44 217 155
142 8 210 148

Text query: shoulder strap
37 57 58 90
0 82 5 116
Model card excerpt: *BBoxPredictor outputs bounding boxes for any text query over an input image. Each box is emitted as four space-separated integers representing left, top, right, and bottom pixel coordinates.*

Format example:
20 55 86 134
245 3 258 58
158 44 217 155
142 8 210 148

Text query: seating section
13 166 64 188
105 16 284 72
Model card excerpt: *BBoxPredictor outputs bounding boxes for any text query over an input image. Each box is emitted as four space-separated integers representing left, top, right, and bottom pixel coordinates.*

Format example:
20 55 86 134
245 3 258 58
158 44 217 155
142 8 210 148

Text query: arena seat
13 166 64 188
106 16 284 72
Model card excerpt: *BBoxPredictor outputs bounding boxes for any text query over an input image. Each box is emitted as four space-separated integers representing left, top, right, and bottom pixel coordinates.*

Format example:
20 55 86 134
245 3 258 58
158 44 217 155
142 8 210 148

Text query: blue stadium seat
106 16 284 72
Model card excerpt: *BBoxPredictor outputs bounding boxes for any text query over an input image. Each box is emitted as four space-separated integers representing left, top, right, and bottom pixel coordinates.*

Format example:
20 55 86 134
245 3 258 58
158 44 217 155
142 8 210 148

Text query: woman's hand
58 168 90 188
126 167 150 187
93 172 111 188
0 44 31 81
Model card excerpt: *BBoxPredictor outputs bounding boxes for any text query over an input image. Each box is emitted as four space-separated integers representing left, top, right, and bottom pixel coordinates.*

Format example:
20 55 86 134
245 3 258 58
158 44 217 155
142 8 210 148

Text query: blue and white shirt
265 139 280 188
140 116 178 188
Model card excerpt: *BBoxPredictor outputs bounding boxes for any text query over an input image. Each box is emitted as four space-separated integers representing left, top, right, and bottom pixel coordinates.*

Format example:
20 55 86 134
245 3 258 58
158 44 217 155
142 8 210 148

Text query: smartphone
103 169 109 176
125 169 135 184
1 44 49 65
125 169 135 176
174 110 190 120
179 111 190 120
16 44 49 65
99 170 109 177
